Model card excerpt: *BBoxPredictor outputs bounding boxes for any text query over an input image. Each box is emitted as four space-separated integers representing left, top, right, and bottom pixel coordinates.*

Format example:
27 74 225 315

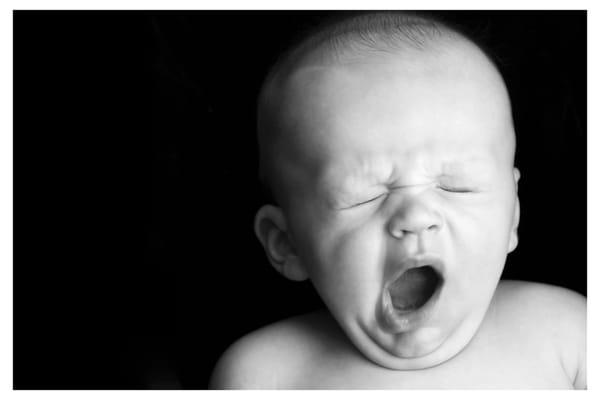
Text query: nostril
388 221 407 239
388 221 442 238
387 203 443 238
427 223 439 232
389 228 405 239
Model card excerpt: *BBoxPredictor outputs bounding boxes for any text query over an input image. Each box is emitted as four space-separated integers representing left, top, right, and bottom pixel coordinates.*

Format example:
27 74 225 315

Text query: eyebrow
328 159 394 189
318 163 390 206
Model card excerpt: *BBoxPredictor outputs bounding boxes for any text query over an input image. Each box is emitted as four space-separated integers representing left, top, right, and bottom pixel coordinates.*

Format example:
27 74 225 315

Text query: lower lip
379 275 444 333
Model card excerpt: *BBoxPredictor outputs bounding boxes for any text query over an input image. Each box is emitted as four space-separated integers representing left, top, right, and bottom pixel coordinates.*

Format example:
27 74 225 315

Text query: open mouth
388 265 442 313
380 256 445 333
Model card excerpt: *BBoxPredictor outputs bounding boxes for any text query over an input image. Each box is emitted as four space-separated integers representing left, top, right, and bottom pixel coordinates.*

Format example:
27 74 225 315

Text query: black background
14 11 586 389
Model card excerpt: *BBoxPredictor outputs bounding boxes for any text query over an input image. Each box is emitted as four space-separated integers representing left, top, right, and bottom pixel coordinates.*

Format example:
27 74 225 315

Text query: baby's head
254 12 520 370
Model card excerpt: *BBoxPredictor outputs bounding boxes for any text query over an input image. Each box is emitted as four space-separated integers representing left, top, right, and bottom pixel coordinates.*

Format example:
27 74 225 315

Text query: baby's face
270 42 519 370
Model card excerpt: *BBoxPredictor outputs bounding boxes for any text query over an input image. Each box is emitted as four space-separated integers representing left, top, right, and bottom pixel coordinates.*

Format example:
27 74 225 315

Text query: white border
4 1 596 399
2 0 13 396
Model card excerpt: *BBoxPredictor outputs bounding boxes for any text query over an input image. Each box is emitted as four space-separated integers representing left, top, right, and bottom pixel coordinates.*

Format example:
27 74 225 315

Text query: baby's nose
387 197 443 239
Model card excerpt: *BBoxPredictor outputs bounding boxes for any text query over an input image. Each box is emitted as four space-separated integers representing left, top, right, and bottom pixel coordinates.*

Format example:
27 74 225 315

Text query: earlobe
254 205 308 281
508 168 521 253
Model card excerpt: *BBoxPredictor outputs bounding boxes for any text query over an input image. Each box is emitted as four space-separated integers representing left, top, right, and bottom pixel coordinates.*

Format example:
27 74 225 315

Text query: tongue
389 266 438 311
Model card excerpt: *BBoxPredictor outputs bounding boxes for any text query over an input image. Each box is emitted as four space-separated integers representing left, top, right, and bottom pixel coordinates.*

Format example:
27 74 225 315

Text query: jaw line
348 312 476 371
352 318 450 370
347 291 491 370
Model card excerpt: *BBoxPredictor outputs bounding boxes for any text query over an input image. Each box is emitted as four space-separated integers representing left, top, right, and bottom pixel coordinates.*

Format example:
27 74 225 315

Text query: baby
210 12 586 389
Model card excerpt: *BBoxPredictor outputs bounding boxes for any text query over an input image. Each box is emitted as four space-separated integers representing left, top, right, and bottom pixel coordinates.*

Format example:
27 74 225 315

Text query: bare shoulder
209 310 336 389
495 280 586 316
494 280 586 389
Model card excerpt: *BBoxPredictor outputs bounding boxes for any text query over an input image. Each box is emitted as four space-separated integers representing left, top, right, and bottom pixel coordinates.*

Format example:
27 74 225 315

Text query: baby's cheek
462 219 509 293
447 205 510 289
318 224 386 305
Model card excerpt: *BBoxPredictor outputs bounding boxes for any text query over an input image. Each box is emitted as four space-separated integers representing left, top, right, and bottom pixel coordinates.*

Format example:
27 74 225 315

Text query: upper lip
386 254 446 284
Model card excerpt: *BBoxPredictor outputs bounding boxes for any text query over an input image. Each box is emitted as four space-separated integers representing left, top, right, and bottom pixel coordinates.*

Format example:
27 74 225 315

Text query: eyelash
438 185 473 193
351 193 387 207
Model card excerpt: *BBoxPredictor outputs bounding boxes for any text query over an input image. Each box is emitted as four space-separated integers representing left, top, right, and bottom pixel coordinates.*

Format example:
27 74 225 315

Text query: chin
348 313 482 371
376 333 457 370
385 327 446 358
364 333 464 370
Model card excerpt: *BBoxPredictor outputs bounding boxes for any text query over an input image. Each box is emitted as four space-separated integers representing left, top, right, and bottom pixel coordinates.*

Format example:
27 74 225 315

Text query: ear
508 168 521 253
254 205 308 281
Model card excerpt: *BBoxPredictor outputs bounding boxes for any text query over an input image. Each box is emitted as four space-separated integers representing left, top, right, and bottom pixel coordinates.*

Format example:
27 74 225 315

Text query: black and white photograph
12 7 588 391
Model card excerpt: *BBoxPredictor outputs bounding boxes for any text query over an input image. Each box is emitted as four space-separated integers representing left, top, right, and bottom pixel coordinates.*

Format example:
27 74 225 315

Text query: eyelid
343 193 387 209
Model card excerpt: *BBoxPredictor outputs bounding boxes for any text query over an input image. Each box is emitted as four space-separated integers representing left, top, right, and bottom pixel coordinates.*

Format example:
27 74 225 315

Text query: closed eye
438 185 473 193
345 193 387 209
